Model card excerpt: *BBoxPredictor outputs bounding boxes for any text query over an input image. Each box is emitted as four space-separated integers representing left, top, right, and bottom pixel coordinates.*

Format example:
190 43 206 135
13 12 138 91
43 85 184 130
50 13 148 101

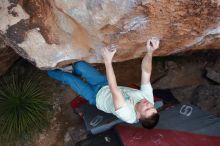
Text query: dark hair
140 112 160 129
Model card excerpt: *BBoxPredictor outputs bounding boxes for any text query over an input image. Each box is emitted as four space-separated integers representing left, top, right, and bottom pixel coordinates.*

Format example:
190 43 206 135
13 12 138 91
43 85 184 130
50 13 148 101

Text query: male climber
48 38 160 129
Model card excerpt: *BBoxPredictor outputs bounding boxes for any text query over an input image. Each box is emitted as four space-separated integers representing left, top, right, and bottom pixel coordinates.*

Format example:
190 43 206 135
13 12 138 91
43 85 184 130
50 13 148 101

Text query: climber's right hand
146 37 160 53
101 45 117 64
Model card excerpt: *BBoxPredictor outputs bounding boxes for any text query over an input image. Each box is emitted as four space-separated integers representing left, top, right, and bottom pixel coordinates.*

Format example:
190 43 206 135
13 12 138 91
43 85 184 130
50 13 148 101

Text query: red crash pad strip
116 125 220 146
71 96 88 109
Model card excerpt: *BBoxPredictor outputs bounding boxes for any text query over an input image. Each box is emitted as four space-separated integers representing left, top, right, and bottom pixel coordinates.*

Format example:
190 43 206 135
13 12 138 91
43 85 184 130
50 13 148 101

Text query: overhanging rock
0 0 220 69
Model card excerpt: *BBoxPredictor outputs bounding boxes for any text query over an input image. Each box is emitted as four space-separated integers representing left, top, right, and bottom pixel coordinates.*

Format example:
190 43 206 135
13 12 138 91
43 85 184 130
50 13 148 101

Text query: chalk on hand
148 37 160 47
108 44 117 52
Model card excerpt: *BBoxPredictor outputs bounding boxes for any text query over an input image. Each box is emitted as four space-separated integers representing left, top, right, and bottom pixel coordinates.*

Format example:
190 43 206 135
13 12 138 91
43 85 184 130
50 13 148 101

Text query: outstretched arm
141 38 160 85
102 46 126 110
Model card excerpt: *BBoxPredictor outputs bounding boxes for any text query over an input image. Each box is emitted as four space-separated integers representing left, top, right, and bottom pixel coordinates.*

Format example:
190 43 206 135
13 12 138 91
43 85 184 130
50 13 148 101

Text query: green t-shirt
96 83 154 123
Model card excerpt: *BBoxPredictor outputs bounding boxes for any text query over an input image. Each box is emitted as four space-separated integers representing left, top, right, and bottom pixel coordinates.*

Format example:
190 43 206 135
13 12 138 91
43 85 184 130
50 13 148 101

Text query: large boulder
0 0 219 69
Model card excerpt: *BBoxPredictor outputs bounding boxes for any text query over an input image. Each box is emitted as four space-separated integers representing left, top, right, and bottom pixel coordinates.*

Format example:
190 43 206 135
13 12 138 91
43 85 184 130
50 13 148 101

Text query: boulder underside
0 0 220 69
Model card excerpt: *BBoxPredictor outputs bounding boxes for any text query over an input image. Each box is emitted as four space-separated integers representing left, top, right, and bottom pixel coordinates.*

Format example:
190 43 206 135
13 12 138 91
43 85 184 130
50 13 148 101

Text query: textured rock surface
0 39 19 76
206 67 220 84
0 0 220 69
191 85 220 116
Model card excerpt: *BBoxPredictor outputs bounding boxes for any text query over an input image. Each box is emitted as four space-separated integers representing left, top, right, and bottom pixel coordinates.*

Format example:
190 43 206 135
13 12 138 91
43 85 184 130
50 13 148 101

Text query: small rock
206 67 220 84
52 117 56 122
64 132 71 143
58 106 62 112
39 133 46 141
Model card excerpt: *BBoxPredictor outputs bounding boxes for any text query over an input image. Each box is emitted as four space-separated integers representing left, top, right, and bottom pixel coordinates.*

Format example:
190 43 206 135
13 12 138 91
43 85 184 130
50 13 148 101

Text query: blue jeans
48 61 108 105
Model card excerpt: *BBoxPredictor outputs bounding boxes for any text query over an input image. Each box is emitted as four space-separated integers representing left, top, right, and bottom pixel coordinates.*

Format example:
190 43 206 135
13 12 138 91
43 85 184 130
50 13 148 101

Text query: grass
0 70 52 145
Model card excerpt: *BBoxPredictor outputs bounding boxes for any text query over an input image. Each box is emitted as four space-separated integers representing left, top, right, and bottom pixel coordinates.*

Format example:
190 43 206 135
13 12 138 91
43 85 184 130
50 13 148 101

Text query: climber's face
136 99 157 119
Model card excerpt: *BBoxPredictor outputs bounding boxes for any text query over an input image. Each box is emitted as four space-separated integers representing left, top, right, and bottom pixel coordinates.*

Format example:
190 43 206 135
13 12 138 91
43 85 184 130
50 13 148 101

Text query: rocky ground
6 49 220 146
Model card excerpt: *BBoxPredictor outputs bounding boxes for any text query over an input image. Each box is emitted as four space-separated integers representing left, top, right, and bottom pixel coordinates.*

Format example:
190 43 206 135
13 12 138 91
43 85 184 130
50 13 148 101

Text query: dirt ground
7 49 220 146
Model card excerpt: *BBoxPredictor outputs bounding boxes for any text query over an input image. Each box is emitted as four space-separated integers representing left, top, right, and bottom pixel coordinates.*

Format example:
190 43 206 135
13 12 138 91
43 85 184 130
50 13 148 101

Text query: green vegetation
0 71 52 145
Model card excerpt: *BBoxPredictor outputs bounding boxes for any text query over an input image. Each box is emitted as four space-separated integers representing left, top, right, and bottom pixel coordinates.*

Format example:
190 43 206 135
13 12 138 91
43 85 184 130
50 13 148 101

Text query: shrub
0 71 51 145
